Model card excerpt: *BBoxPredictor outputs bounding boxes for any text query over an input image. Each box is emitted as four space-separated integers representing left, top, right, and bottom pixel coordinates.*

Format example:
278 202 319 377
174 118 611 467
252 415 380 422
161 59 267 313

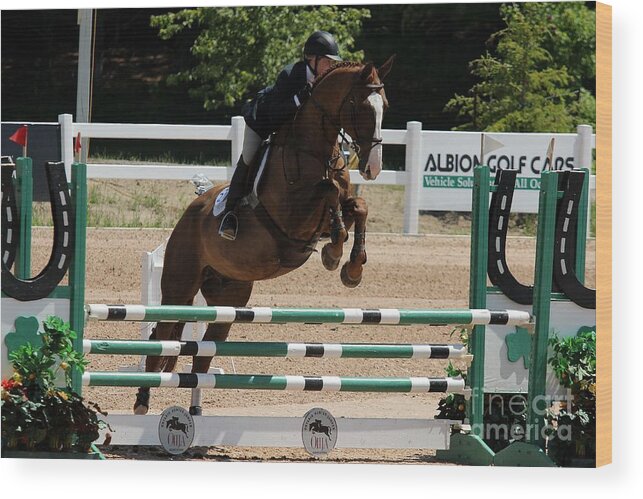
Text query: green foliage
436 393 468 421
546 329 596 466
549 329 596 388
151 6 370 110
484 393 528 452
436 328 469 421
446 2 596 132
539 2 596 88
1 317 106 452
8 316 87 392
436 361 468 422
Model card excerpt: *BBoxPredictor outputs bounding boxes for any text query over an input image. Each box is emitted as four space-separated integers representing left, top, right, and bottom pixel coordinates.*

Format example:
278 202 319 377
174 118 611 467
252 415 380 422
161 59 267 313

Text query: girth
252 201 321 269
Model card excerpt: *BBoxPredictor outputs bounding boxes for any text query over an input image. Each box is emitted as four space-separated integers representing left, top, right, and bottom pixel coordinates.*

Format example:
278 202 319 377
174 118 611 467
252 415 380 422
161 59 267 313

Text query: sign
302 408 338 458
158 406 195 455
420 131 579 213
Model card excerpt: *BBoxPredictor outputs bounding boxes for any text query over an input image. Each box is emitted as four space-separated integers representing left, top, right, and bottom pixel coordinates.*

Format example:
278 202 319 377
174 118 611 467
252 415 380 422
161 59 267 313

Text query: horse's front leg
321 206 348 271
340 196 368 288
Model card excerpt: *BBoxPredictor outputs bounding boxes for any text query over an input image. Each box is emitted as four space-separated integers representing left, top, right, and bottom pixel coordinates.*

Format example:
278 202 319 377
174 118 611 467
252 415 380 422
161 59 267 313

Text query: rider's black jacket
243 60 309 140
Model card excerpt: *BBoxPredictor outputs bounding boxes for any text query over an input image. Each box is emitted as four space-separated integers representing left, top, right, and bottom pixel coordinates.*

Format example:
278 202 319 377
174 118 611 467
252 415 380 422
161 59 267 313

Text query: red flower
1 379 17 391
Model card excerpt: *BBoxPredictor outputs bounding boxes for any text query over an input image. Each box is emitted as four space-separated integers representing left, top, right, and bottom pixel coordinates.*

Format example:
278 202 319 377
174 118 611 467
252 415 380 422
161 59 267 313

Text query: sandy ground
26 227 595 463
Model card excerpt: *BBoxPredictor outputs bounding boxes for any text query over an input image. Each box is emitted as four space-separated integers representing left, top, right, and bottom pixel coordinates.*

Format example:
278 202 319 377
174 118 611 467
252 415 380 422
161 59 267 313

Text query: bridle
307 81 385 173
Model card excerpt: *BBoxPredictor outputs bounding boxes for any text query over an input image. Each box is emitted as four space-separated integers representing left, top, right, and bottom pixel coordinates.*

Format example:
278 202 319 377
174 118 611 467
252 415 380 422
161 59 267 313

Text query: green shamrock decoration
4 316 43 357
505 326 532 368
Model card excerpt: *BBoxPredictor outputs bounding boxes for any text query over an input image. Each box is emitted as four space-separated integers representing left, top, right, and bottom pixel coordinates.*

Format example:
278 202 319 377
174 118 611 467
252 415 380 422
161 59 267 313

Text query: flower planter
2 317 108 462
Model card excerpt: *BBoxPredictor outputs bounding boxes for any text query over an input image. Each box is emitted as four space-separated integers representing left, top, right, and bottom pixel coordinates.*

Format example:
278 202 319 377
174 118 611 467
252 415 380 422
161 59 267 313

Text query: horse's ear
377 55 396 81
360 62 375 82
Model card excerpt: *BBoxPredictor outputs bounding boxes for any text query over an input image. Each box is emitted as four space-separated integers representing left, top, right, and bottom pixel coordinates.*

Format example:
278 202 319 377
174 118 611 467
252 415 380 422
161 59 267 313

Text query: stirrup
218 211 239 241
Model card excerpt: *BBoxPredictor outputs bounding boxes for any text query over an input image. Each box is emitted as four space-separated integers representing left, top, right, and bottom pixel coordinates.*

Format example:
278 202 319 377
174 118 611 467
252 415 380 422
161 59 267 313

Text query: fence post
76 9 93 163
403 121 422 234
574 124 593 169
59 113 74 181
574 124 594 239
230 116 245 182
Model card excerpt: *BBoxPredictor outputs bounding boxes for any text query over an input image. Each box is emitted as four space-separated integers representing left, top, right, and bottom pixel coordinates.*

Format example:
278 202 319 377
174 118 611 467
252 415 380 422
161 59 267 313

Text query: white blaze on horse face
363 91 384 180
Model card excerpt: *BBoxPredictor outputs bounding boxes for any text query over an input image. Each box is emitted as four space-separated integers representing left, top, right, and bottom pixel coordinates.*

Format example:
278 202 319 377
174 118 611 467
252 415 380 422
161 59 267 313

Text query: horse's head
339 56 395 180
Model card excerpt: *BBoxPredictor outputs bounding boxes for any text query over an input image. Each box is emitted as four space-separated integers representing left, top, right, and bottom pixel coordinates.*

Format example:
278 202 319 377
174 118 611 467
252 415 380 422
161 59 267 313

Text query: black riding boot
218 157 251 241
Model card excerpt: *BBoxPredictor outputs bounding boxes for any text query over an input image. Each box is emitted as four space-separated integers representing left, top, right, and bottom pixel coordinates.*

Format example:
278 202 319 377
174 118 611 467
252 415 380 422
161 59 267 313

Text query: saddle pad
212 186 229 217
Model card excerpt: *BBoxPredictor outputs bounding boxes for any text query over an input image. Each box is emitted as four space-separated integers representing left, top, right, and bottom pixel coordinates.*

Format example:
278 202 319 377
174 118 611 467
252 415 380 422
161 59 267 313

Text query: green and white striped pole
85 304 532 327
83 339 469 360
82 372 468 394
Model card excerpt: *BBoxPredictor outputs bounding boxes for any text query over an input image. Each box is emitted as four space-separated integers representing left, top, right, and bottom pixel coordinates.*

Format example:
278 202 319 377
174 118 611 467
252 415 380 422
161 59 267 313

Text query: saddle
240 137 273 209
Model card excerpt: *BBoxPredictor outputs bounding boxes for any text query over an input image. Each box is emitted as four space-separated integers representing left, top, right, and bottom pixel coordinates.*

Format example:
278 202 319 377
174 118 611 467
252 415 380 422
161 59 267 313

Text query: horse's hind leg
188 272 254 415
134 246 203 415
133 321 189 415
321 207 348 271
340 196 368 288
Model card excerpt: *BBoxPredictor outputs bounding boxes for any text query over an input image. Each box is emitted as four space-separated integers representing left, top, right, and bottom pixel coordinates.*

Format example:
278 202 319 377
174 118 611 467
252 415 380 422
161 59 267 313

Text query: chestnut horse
134 57 394 415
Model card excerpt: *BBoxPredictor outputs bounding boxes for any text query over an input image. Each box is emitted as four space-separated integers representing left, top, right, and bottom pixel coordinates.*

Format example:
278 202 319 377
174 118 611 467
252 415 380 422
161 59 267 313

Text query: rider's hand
295 83 313 107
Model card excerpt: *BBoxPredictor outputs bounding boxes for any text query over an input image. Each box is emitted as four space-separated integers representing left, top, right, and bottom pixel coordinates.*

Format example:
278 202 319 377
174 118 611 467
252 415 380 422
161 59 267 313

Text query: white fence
50 113 596 234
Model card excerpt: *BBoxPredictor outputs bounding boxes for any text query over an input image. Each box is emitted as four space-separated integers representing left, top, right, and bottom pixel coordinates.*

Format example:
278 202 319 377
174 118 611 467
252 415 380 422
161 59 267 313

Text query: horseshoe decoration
1 163 19 271
1 161 75 301
487 169 535 305
552 170 596 309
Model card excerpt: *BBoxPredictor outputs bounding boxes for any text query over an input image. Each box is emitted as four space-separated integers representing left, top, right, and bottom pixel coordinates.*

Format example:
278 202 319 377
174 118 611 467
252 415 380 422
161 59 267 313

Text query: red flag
9 126 28 147
75 132 82 154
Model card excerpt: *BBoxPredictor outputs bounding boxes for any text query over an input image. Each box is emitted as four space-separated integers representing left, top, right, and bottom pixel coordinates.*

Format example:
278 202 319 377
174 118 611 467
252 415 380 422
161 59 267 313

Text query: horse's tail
149 324 181 372
160 356 179 372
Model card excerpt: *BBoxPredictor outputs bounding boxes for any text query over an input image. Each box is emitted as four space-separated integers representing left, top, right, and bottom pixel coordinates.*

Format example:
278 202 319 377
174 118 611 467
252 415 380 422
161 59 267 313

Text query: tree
151 6 370 110
445 2 596 132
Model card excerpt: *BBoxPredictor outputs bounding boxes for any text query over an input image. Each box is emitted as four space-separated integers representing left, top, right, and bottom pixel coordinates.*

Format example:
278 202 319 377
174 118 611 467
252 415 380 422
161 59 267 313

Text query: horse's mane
311 61 364 89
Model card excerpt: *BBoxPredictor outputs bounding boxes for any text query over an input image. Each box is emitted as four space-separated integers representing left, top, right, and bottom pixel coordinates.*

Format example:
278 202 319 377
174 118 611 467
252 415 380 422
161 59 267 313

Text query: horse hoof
340 263 362 288
134 388 150 415
134 404 149 415
189 406 202 416
321 244 341 271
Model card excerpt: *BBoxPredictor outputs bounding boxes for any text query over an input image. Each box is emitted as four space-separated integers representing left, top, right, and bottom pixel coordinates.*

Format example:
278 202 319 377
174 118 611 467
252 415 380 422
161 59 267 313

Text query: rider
218 30 342 241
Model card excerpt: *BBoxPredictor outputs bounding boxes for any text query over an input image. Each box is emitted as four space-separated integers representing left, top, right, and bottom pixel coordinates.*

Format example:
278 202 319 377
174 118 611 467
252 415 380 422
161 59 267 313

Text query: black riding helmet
303 31 342 61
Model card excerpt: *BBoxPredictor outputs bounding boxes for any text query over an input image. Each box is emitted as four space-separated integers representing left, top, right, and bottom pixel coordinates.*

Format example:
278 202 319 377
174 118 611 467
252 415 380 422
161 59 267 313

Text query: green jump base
493 442 556 467
435 435 557 467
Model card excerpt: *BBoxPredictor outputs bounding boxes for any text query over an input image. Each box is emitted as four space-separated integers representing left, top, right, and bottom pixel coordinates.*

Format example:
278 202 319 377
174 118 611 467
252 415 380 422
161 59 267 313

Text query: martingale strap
252 202 321 268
